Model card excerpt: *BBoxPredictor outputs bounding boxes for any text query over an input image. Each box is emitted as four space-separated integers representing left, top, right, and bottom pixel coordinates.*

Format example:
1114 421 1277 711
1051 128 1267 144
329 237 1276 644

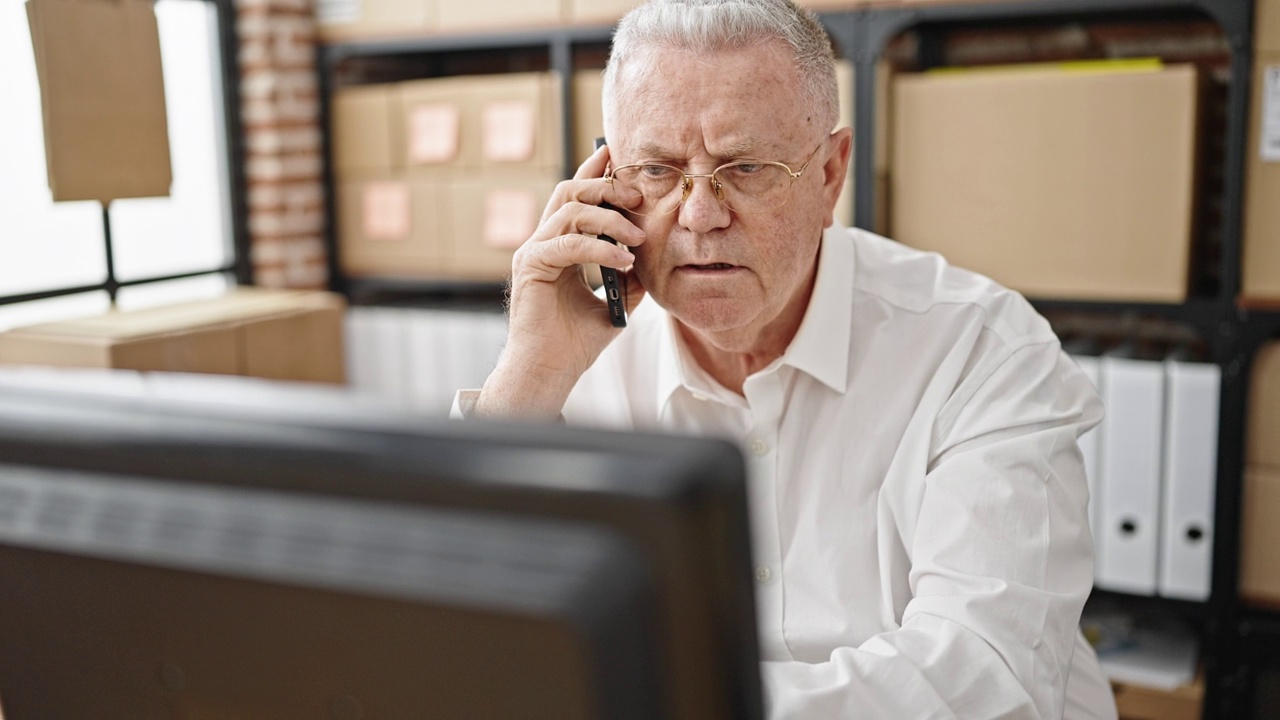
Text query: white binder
1096 354 1164 595
368 306 412 406
1070 354 1104 560
1159 359 1220 600
344 306 380 395
406 310 448 415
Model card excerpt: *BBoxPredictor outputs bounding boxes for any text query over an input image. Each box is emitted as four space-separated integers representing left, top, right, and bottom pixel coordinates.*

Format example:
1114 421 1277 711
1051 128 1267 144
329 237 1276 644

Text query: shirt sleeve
449 389 481 420
761 341 1105 719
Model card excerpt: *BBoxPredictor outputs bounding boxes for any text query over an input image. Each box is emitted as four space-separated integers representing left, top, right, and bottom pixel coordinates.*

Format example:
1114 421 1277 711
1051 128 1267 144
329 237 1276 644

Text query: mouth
683 263 739 271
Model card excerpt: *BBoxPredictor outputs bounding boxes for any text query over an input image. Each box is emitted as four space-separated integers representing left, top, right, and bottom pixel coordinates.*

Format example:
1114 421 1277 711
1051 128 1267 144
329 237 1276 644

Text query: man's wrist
471 357 577 421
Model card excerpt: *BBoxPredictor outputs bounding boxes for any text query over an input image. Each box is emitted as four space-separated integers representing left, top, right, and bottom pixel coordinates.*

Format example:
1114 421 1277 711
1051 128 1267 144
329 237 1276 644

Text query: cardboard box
835 58 854 228
398 72 562 172
567 0 642 24
572 70 605 167
437 0 562 33
1242 465 1280 604
1241 54 1280 299
1248 341 1280 467
1111 675 1203 720
317 0 434 41
336 172 449 278
0 289 346 384
891 63 1200 302
26 0 171 203
1259 0 1280 54
448 170 559 280
332 84 399 177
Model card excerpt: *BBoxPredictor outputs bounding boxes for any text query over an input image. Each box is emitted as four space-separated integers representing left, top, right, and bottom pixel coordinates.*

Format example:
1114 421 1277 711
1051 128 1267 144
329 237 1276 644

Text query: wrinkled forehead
604 42 814 161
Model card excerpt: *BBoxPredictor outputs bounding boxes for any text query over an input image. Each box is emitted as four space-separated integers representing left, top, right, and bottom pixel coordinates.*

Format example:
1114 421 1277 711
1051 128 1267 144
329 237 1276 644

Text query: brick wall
235 0 327 289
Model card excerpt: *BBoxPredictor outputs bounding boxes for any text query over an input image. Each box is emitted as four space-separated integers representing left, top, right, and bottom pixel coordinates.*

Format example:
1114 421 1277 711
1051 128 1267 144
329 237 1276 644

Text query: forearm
762 614 1055 720
470 352 580 421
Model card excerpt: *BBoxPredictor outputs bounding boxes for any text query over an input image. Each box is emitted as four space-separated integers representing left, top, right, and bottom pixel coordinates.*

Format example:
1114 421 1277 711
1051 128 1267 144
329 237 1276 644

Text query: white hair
602 0 839 138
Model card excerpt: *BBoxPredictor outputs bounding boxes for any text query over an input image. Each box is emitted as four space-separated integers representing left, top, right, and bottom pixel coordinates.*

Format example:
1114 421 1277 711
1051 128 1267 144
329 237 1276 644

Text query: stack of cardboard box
1225 0 1280 608
334 72 562 281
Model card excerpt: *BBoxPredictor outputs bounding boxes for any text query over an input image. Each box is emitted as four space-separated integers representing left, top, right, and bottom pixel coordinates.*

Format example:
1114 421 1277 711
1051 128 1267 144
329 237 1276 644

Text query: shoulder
846 228 1057 351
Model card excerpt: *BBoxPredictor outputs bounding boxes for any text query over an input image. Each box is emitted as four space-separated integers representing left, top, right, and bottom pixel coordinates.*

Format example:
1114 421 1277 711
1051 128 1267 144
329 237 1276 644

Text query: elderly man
458 0 1117 717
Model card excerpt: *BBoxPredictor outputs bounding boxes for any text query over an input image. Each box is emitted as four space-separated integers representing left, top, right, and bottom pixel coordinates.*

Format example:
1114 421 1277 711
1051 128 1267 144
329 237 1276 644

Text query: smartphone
595 137 627 328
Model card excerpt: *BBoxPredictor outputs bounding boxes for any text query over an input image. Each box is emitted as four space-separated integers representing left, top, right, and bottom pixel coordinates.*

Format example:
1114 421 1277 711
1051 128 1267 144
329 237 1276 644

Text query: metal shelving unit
318 2 1271 715
318 26 614 307
844 2 1262 716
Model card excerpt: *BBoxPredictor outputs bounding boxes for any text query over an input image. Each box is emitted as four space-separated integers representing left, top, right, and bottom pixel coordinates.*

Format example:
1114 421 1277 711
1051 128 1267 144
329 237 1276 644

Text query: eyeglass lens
610 162 793 215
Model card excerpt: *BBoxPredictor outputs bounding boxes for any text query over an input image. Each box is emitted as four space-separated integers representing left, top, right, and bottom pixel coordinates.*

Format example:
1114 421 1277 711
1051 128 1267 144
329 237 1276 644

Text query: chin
667 297 760 336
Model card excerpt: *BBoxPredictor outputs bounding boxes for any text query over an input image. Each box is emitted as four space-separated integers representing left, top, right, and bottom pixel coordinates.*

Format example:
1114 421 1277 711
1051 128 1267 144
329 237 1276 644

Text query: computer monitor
0 370 764 719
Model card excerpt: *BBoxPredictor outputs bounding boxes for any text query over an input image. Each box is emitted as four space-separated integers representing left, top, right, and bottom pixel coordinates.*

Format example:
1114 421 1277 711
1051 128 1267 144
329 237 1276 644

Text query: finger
567 144 644 210
542 177 643 224
620 269 647 316
541 203 646 247
572 143 610 180
517 234 636 283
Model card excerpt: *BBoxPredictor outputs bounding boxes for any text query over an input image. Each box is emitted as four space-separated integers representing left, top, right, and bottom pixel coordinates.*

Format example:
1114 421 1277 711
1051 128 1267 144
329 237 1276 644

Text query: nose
677 173 731 233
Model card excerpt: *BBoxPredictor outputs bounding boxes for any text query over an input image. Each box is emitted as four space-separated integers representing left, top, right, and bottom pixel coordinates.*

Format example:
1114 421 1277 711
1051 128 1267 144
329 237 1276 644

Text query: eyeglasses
603 142 825 216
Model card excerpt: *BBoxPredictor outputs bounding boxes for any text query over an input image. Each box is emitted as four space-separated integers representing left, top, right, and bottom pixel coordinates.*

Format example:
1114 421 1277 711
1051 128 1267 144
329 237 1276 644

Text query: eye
640 165 677 179
725 163 766 176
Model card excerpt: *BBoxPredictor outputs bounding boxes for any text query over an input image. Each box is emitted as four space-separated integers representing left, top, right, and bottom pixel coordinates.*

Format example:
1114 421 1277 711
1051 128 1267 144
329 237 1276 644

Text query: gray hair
602 0 839 137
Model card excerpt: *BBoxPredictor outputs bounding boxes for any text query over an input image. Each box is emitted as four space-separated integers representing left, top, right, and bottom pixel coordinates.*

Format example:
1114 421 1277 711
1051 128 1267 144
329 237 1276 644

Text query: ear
820 127 854 228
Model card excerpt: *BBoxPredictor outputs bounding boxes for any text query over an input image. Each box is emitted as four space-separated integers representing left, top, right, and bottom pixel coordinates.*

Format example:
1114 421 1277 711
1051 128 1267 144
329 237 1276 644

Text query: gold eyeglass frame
603 141 826 216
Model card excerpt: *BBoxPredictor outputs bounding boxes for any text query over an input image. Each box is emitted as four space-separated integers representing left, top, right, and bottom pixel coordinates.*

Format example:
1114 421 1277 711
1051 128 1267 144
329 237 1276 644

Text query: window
0 0 245 331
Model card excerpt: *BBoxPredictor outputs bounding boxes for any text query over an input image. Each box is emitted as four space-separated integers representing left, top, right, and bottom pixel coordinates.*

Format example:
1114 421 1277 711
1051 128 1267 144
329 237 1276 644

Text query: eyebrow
633 139 765 164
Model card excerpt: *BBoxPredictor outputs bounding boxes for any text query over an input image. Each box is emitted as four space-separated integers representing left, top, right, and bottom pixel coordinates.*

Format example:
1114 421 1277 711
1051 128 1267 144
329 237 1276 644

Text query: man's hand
472 144 648 420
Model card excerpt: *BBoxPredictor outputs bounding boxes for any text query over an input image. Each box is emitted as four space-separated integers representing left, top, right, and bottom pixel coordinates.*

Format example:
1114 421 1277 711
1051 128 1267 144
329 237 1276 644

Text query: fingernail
617 249 635 263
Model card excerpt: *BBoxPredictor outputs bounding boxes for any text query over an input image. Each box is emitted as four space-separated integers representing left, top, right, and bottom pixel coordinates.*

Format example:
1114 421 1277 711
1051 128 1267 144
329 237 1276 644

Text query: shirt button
754 565 772 584
750 438 769 456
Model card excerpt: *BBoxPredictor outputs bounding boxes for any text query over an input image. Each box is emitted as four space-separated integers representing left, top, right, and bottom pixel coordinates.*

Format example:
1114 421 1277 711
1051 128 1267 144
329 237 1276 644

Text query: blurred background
2 0 1279 717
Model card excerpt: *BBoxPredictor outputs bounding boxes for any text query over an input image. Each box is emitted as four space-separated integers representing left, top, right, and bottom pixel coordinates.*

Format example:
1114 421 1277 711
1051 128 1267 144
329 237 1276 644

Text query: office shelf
317 3 1271 715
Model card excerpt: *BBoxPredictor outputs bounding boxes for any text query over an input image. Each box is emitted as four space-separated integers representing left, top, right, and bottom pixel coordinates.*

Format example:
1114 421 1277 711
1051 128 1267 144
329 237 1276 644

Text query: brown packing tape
27 0 172 203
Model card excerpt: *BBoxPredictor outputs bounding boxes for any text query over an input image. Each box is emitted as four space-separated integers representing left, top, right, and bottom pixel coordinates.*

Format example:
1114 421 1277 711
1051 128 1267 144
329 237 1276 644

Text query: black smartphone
595 137 627 328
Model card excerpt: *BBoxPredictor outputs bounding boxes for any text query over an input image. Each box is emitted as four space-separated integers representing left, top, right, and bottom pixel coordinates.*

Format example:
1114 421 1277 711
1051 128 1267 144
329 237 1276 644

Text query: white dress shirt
459 223 1118 719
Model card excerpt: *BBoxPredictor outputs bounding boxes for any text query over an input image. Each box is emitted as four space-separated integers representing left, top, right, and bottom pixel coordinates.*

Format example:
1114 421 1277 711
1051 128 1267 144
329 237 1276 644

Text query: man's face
606 43 846 347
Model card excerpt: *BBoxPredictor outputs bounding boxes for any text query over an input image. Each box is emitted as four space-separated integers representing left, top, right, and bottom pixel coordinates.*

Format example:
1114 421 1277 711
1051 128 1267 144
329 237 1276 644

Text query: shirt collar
780 222 853 394
653 222 855 412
